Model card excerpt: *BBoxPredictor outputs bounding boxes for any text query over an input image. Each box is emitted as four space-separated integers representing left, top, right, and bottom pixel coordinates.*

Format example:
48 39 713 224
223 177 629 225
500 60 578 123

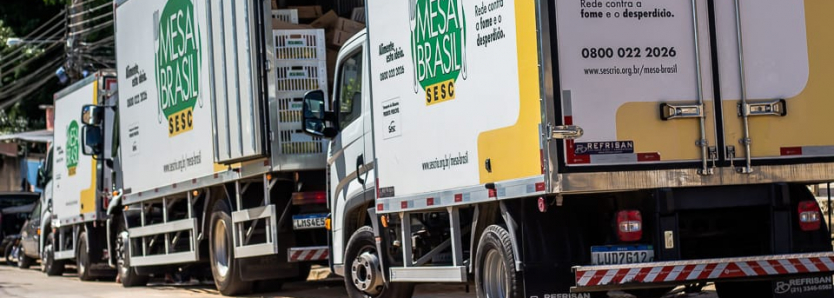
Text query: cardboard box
272 19 312 30
271 0 278 9
335 17 365 35
351 7 365 23
310 10 338 29
289 5 322 19
326 30 352 49
327 49 338 90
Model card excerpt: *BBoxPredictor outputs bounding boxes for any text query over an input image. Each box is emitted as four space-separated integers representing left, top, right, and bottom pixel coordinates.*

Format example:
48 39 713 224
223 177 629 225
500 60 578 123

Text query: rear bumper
573 252 834 292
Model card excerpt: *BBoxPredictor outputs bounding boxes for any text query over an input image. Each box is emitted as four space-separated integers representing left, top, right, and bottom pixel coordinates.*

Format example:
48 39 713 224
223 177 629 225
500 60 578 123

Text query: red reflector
291 191 327 205
377 204 384 211
637 153 661 162
535 182 546 192
454 194 463 202
781 147 803 156
617 210 642 242
798 201 821 231
401 201 409 209
427 198 435 206
488 189 497 198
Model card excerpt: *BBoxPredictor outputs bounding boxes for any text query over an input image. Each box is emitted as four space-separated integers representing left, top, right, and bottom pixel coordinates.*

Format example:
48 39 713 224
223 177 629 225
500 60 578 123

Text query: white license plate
292 214 327 230
591 245 654 265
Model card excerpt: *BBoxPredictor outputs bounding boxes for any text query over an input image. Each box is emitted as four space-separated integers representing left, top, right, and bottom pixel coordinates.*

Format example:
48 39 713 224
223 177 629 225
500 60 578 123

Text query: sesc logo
410 0 467 106
155 0 202 137
66 120 79 176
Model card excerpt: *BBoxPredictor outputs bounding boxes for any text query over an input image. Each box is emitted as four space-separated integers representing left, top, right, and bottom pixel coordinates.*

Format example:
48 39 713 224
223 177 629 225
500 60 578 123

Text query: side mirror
302 90 336 138
35 169 45 189
81 104 103 126
81 125 103 156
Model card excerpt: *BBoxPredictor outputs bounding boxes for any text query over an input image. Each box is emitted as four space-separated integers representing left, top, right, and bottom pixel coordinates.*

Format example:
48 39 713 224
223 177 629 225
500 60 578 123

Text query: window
338 51 363 129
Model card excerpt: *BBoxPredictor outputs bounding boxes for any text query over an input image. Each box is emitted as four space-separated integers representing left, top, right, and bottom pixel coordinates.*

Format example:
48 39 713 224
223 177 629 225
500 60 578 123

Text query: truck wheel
344 226 414 298
44 233 65 276
77 231 94 281
115 220 149 287
475 225 522 298
5 242 15 266
209 201 252 296
17 246 33 269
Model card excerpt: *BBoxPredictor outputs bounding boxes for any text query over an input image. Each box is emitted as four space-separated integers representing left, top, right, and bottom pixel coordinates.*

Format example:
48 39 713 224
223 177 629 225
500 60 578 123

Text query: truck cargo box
115 0 327 197
367 0 834 211
52 75 107 226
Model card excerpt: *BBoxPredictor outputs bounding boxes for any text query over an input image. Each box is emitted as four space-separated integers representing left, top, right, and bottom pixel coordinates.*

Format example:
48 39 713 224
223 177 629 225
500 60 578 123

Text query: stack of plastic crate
271 9 299 24
273 28 328 157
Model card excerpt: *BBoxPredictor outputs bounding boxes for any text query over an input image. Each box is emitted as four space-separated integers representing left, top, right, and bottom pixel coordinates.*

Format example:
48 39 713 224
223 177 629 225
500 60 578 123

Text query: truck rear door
553 0 834 172
714 0 834 168
554 0 717 170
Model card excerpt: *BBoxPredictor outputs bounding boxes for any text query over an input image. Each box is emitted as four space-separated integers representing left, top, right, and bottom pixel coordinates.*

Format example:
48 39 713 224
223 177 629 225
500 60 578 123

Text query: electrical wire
67 2 112 19
0 55 64 96
68 11 113 28
68 20 113 37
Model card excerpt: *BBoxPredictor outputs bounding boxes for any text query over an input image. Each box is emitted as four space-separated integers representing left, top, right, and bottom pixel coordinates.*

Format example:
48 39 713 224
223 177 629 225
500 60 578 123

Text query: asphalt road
0 263 719 298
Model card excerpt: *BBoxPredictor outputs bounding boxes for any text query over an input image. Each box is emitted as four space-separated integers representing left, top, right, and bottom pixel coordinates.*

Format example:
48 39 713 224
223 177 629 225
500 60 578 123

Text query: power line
0 43 62 78
0 54 63 96
68 20 113 37
0 17 66 67
67 2 111 19
69 11 113 29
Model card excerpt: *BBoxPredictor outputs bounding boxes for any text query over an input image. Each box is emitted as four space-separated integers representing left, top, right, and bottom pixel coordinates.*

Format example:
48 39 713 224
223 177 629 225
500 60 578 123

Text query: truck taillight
292 191 327 205
798 201 821 231
617 210 642 242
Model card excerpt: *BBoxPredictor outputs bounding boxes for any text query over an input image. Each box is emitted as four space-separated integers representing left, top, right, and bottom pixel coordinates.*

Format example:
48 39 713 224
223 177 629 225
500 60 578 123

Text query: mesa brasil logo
410 0 467 106
155 0 202 137
66 120 79 176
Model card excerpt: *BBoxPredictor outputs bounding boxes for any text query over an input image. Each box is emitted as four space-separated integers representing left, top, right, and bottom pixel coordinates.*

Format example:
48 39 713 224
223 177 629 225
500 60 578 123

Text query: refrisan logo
66 120 79 176
410 0 467 106
155 0 202 137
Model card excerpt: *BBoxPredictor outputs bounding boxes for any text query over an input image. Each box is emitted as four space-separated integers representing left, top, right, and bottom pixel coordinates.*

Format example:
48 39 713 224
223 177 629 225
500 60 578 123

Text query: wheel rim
350 245 384 296
78 238 86 276
44 242 52 268
482 249 509 298
116 231 129 277
213 219 230 280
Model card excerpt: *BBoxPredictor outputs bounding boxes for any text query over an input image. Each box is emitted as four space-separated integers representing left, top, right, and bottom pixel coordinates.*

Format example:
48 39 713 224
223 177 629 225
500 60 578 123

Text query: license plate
292 214 327 230
591 245 654 265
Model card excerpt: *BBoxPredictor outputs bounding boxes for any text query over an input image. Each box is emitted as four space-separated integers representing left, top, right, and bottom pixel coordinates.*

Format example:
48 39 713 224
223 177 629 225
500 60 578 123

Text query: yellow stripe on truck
80 80 98 215
476 0 542 183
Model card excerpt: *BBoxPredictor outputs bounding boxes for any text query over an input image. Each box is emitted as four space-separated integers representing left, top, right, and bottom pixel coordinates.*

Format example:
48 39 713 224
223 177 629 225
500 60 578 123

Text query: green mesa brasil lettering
411 0 467 106
66 120 79 176
156 0 202 137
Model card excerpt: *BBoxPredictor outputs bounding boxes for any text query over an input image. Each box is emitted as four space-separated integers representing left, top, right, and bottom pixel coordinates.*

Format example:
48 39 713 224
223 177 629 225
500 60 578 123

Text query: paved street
0 264 718 298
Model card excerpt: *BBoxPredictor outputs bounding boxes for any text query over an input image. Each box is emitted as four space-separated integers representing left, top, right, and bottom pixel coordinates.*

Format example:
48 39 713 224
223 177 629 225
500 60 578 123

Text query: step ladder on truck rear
78 0 329 295
303 0 834 297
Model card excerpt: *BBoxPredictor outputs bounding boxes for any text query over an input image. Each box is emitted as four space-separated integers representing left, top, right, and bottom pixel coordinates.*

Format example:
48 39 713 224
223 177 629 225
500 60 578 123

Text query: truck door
328 45 369 265
554 0 718 171
713 0 834 170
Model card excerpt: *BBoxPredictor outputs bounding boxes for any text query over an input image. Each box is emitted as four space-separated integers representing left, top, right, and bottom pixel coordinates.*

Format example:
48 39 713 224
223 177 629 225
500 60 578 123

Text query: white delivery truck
47 72 118 280
79 0 329 295
304 0 834 297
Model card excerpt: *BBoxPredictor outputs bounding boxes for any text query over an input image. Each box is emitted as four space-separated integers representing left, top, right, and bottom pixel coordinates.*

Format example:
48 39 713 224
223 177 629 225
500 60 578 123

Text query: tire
344 226 415 298
77 231 94 281
475 225 522 298
715 281 771 298
290 262 312 282
209 201 252 296
116 218 149 287
17 246 33 269
4 242 15 266
43 233 65 276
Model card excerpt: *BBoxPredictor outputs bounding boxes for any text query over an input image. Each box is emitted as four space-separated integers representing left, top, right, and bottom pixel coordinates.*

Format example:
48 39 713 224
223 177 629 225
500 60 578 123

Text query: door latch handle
356 155 365 185
660 103 703 120
551 125 584 140
738 99 787 117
